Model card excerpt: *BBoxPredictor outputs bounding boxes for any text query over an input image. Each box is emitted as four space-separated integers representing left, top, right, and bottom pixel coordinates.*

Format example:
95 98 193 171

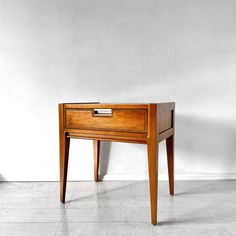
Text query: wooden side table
59 103 175 225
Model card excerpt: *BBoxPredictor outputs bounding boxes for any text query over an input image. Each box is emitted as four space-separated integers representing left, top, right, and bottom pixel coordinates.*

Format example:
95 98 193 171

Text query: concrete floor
0 181 236 236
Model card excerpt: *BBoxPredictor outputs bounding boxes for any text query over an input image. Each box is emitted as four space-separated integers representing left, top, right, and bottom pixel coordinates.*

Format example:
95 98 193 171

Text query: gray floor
0 181 236 236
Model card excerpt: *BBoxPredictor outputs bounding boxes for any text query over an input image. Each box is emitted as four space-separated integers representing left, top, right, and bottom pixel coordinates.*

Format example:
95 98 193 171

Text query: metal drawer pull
93 108 112 116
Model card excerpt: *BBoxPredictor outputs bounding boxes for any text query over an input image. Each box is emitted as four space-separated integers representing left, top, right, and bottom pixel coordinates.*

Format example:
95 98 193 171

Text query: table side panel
157 103 175 141
158 111 172 133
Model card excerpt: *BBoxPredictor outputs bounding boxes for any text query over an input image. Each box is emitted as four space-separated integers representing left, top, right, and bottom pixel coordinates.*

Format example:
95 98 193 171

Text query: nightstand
59 102 175 225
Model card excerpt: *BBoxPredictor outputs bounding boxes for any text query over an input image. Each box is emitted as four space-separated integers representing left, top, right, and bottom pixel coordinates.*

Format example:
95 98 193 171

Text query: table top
59 102 175 110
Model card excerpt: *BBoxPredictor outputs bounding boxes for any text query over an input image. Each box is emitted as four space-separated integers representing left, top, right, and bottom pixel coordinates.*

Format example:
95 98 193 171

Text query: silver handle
93 108 112 116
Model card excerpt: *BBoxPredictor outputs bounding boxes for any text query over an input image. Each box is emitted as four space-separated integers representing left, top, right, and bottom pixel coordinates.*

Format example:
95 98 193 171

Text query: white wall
0 0 236 181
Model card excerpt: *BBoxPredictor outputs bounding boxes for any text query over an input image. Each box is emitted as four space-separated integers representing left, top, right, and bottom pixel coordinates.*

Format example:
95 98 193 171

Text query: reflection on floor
0 180 235 235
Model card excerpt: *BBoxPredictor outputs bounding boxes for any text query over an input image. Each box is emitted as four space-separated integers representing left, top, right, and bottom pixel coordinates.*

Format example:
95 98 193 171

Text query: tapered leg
93 140 100 182
147 104 158 225
60 136 70 203
147 140 158 225
166 135 174 196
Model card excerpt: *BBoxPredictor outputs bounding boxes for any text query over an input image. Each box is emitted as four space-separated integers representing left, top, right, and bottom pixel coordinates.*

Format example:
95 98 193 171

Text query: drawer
65 108 147 133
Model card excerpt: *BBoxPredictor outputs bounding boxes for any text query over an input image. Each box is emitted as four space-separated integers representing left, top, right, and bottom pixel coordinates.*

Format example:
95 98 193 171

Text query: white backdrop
0 0 236 181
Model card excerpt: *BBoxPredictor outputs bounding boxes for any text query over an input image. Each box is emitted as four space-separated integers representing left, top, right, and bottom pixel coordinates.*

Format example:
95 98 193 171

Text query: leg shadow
176 113 236 172
99 141 111 179
0 174 7 182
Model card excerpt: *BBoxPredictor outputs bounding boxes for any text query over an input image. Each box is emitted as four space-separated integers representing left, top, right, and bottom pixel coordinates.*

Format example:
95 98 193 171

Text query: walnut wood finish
65 109 147 133
166 135 174 195
58 102 175 224
59 104 70 203
93 140 100 182
147 104 158 225
166 109 175 196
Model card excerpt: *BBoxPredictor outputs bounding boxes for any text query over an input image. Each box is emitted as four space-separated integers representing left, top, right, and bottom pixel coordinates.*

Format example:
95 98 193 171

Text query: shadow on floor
70 181 141 202
0 174 7 182
176 113 236 172
99 141 112 179
175 180 236 196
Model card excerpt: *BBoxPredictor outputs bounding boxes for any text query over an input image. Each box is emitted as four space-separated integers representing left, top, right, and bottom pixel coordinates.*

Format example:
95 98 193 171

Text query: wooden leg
166 135 174 196
60 135 70 203
93 140 100 182
147 140 158 225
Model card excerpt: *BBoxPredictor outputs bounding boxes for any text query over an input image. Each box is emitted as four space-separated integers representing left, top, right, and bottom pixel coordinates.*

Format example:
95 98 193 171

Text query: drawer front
65 108 147 133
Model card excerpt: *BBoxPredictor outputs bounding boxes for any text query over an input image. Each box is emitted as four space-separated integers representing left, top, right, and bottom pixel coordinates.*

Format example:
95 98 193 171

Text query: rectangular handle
93 108 112 117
